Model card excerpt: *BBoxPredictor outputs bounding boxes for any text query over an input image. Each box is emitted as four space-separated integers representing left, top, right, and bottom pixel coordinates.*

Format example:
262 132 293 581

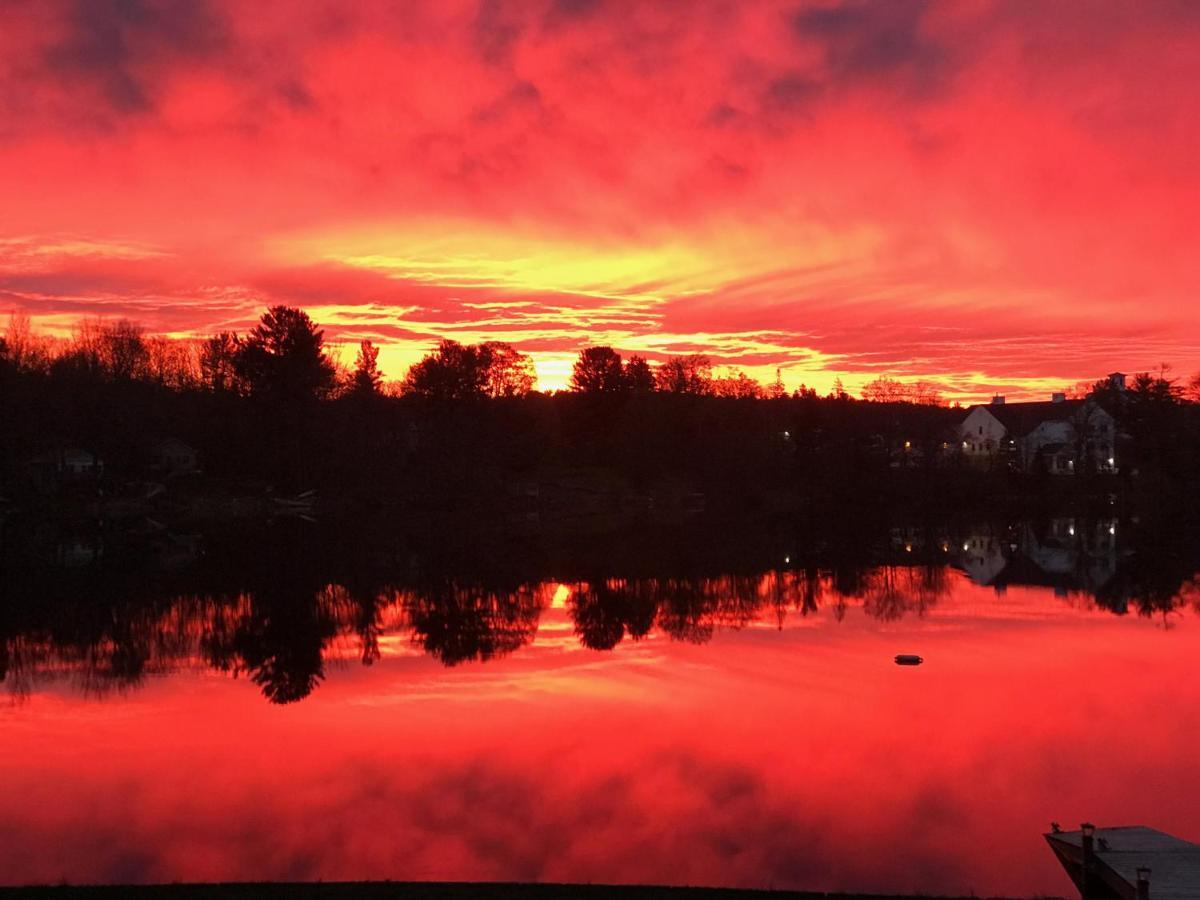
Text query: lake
2 512 1198 896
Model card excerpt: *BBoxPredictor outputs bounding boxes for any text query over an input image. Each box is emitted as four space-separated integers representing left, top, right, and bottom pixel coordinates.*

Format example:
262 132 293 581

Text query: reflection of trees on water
1 566 954 704
402 581 545 666
2 515 1198 705
950 515 1200 621
862 566 949 622
203 585 342 704
570 578 657 650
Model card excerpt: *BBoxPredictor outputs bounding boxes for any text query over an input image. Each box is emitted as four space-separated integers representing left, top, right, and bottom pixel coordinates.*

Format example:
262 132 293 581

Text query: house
54 535 104 568
957 531 1010 585
24 448 105 492
959 394 1117 474
148 438 199 478
58 448 104 477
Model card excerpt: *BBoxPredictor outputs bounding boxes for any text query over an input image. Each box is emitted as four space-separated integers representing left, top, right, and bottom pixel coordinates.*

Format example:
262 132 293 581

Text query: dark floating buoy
894 654 924 666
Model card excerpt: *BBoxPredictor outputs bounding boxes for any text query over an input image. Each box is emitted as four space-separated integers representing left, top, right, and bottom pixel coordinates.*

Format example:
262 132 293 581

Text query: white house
149 438 199 478
958 395 1117 474
58 448 103 476
959 398 1011 462
957 531 1009 585
23 448 104 493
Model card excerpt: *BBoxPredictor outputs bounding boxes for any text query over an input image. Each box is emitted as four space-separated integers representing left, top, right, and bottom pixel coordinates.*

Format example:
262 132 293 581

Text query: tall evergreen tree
234 306 336 402
350 340 383 396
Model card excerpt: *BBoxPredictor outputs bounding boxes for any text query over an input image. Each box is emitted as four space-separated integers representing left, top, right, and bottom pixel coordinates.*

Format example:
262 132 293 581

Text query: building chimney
1052 392 1066 403
991 395 1005 405
1136 866 1151 900
1081 823 1096 899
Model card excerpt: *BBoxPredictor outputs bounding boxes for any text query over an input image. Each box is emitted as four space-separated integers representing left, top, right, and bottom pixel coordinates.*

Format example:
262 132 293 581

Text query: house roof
152 438 196 452
1046 826 1200 900
972 400 1085 436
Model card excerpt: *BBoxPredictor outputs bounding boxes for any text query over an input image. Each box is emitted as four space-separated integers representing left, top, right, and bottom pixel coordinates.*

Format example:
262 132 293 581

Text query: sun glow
280 224 746 301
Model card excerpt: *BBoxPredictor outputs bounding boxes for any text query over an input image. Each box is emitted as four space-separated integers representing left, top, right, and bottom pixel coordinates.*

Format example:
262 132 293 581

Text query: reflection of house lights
905 543 912 552
904 440 911 449
962 542 970 551
1108 457 1115 466
1109 525 1116 535
784 555 790 565
1068 525 1076 536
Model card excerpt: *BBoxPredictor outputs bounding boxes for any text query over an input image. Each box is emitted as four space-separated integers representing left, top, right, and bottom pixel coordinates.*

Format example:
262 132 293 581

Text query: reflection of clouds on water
0 729 975 890
2 505 1197 889
4 612 1200 895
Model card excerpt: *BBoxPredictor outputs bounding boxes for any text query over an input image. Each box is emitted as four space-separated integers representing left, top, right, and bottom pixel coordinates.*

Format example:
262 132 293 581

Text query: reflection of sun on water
550 583 572 609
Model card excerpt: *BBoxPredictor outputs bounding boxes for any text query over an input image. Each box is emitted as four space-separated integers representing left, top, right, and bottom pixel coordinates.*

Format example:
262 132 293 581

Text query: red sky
2 1 1198 398
3 579 1199 893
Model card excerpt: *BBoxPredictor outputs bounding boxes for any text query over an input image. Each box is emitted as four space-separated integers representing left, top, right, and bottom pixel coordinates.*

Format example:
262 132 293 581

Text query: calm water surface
2 515 1198 895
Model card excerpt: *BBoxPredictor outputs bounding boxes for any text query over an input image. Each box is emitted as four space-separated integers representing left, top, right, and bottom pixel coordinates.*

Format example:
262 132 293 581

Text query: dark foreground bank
0 883 1050 900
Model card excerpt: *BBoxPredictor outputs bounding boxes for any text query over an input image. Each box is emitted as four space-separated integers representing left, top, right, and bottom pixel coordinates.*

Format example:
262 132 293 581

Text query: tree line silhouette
5 305 1200 404
0 306 941 402
3 306 1200 515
